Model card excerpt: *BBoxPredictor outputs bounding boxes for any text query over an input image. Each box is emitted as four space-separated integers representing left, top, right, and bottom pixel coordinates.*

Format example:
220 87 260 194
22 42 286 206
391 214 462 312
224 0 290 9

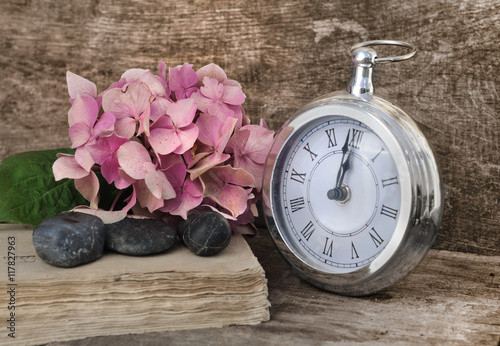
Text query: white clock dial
277 117 402 273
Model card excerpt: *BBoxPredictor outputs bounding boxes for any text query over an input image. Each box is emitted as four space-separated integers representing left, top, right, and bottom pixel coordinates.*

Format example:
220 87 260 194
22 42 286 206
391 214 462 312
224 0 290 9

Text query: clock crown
347 47 377 97
346 40 417 98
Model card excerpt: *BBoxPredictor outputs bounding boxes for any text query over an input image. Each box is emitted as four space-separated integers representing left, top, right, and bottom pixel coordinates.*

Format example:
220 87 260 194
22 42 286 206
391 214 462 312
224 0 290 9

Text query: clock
262 40 443 296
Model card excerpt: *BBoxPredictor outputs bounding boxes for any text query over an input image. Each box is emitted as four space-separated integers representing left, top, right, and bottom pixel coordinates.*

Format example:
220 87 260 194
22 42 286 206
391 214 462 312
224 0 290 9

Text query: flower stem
110 190 123 211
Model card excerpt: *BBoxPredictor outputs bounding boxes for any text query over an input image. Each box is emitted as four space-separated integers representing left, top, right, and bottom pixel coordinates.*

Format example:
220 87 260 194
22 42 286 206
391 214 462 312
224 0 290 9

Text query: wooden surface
47 229 500 345
0 1 499 256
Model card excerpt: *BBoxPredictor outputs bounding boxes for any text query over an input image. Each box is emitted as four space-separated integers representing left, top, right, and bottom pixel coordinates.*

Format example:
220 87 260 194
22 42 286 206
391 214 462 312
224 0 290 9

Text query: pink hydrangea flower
121 68 169 98
87 133 129 184
160 160 203 219
55 62 276 227
191 76 245 122
68 95 115 171
199 165 255 218
117 141 175 212
187 113 237 179
226 124 275 191
102 82 152 139
149 98 199 155
52 154 100 209
169 63 199 100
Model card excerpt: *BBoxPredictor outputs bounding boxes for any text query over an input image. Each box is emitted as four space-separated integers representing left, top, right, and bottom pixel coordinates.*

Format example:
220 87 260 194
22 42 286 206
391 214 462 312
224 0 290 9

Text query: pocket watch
262 40 443 296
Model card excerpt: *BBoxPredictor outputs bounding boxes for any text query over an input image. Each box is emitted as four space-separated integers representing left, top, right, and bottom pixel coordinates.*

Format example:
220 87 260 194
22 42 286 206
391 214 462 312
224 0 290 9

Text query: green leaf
0 149 89 226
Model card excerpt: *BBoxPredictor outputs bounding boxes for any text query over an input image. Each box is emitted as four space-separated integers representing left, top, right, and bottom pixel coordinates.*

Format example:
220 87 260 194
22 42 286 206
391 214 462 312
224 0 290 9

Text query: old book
0 224 270 345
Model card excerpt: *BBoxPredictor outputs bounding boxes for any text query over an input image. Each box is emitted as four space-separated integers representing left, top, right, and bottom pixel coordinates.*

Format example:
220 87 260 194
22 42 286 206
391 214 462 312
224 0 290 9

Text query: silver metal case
262 42 443 296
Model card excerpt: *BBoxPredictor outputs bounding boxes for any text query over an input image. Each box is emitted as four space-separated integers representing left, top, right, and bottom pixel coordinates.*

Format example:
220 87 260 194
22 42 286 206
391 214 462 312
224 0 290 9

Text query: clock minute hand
329 130 352 202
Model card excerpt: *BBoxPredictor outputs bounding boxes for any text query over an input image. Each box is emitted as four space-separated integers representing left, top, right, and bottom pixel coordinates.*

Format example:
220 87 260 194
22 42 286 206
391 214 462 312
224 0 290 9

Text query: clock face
273 116 403 274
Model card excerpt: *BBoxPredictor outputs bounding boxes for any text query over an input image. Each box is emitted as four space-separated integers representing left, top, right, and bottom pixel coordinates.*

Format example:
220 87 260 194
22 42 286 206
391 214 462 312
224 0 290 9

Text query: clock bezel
262 92 443 296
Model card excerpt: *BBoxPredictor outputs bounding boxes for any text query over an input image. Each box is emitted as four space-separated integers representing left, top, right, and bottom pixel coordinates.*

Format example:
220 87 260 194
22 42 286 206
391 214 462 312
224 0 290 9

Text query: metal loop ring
349 40 417 63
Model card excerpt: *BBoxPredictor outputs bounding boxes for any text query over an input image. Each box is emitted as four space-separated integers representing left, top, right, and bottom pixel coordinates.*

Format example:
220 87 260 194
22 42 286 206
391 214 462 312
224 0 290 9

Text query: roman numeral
351 241 359 259
369 227 384 248
290 169 306 184
322 237 334 257
289 197 305 213
382 176 399 187
380 205 398 219
325 128 337 148
371 147 385 162
300 221 315 241
348 129 364 149
303 142 318 161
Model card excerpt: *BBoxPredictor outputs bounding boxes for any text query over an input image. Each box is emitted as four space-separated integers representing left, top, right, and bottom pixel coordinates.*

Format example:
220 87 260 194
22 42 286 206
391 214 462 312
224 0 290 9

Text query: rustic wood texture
49 229 500 345
0 0 499 255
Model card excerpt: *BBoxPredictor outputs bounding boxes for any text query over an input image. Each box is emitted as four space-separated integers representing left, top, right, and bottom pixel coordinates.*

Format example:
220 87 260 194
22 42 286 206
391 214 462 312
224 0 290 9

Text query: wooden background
0 0 499 255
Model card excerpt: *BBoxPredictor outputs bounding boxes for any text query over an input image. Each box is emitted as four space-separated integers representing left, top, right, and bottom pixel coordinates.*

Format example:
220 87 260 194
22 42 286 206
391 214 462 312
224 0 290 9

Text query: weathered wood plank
48 229 500 345
0 0 499 255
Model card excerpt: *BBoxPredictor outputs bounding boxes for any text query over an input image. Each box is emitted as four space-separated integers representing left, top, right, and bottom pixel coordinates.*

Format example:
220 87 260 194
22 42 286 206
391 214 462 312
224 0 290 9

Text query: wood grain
48 229 500 345
0 0 499 255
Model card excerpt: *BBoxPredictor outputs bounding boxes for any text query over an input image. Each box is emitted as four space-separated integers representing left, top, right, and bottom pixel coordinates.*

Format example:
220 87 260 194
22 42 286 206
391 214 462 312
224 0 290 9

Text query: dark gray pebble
182 211 232 256
33 212 105 268
105 218 176 256
177 210 203 243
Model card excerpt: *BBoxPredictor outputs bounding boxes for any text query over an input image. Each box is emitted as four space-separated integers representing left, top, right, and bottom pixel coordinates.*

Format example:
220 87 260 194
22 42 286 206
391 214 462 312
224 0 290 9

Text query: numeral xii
348 129 364 149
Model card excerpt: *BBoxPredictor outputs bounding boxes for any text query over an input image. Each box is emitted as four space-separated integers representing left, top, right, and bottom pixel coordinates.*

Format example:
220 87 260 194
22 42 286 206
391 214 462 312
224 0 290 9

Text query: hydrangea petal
200 77 224 100
100 156 121 184
190 91 212 115
102 82 151 119
121 68 149 81
117 141 152 179
137 103 151 136
221 85 245 105
139 71 168 97
92 112 116 137
74 170 99 209
144 165 176 200
69 122 91 148
135 180 164 213
196 63 227 85
71 207 128 224
69 95 98 127
169 63 198 100
173 124 199 155
150 97 172 121
167 98 197 128
67 71 97 100
114 117 137 139
162 178 203 219
188 152 230 180
75 146 95 172
200 169 250 218
115 169 136 190
88 133 129 165
52 155 89 181
210 165 255 187
149 127 180 155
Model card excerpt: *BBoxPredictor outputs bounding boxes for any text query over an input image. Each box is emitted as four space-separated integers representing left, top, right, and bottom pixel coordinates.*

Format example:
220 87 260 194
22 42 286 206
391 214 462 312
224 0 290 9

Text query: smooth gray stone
33 212 105 268
105 218 177 256
177 210 203 244
182 211 232 256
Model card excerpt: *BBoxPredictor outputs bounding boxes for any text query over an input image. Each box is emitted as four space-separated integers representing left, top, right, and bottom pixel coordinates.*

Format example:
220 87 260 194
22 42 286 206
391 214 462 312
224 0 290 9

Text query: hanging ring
349 40 417 63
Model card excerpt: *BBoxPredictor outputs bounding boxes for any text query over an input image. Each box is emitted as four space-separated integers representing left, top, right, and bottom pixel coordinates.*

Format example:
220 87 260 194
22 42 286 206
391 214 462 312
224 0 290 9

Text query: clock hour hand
335 131 350 187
